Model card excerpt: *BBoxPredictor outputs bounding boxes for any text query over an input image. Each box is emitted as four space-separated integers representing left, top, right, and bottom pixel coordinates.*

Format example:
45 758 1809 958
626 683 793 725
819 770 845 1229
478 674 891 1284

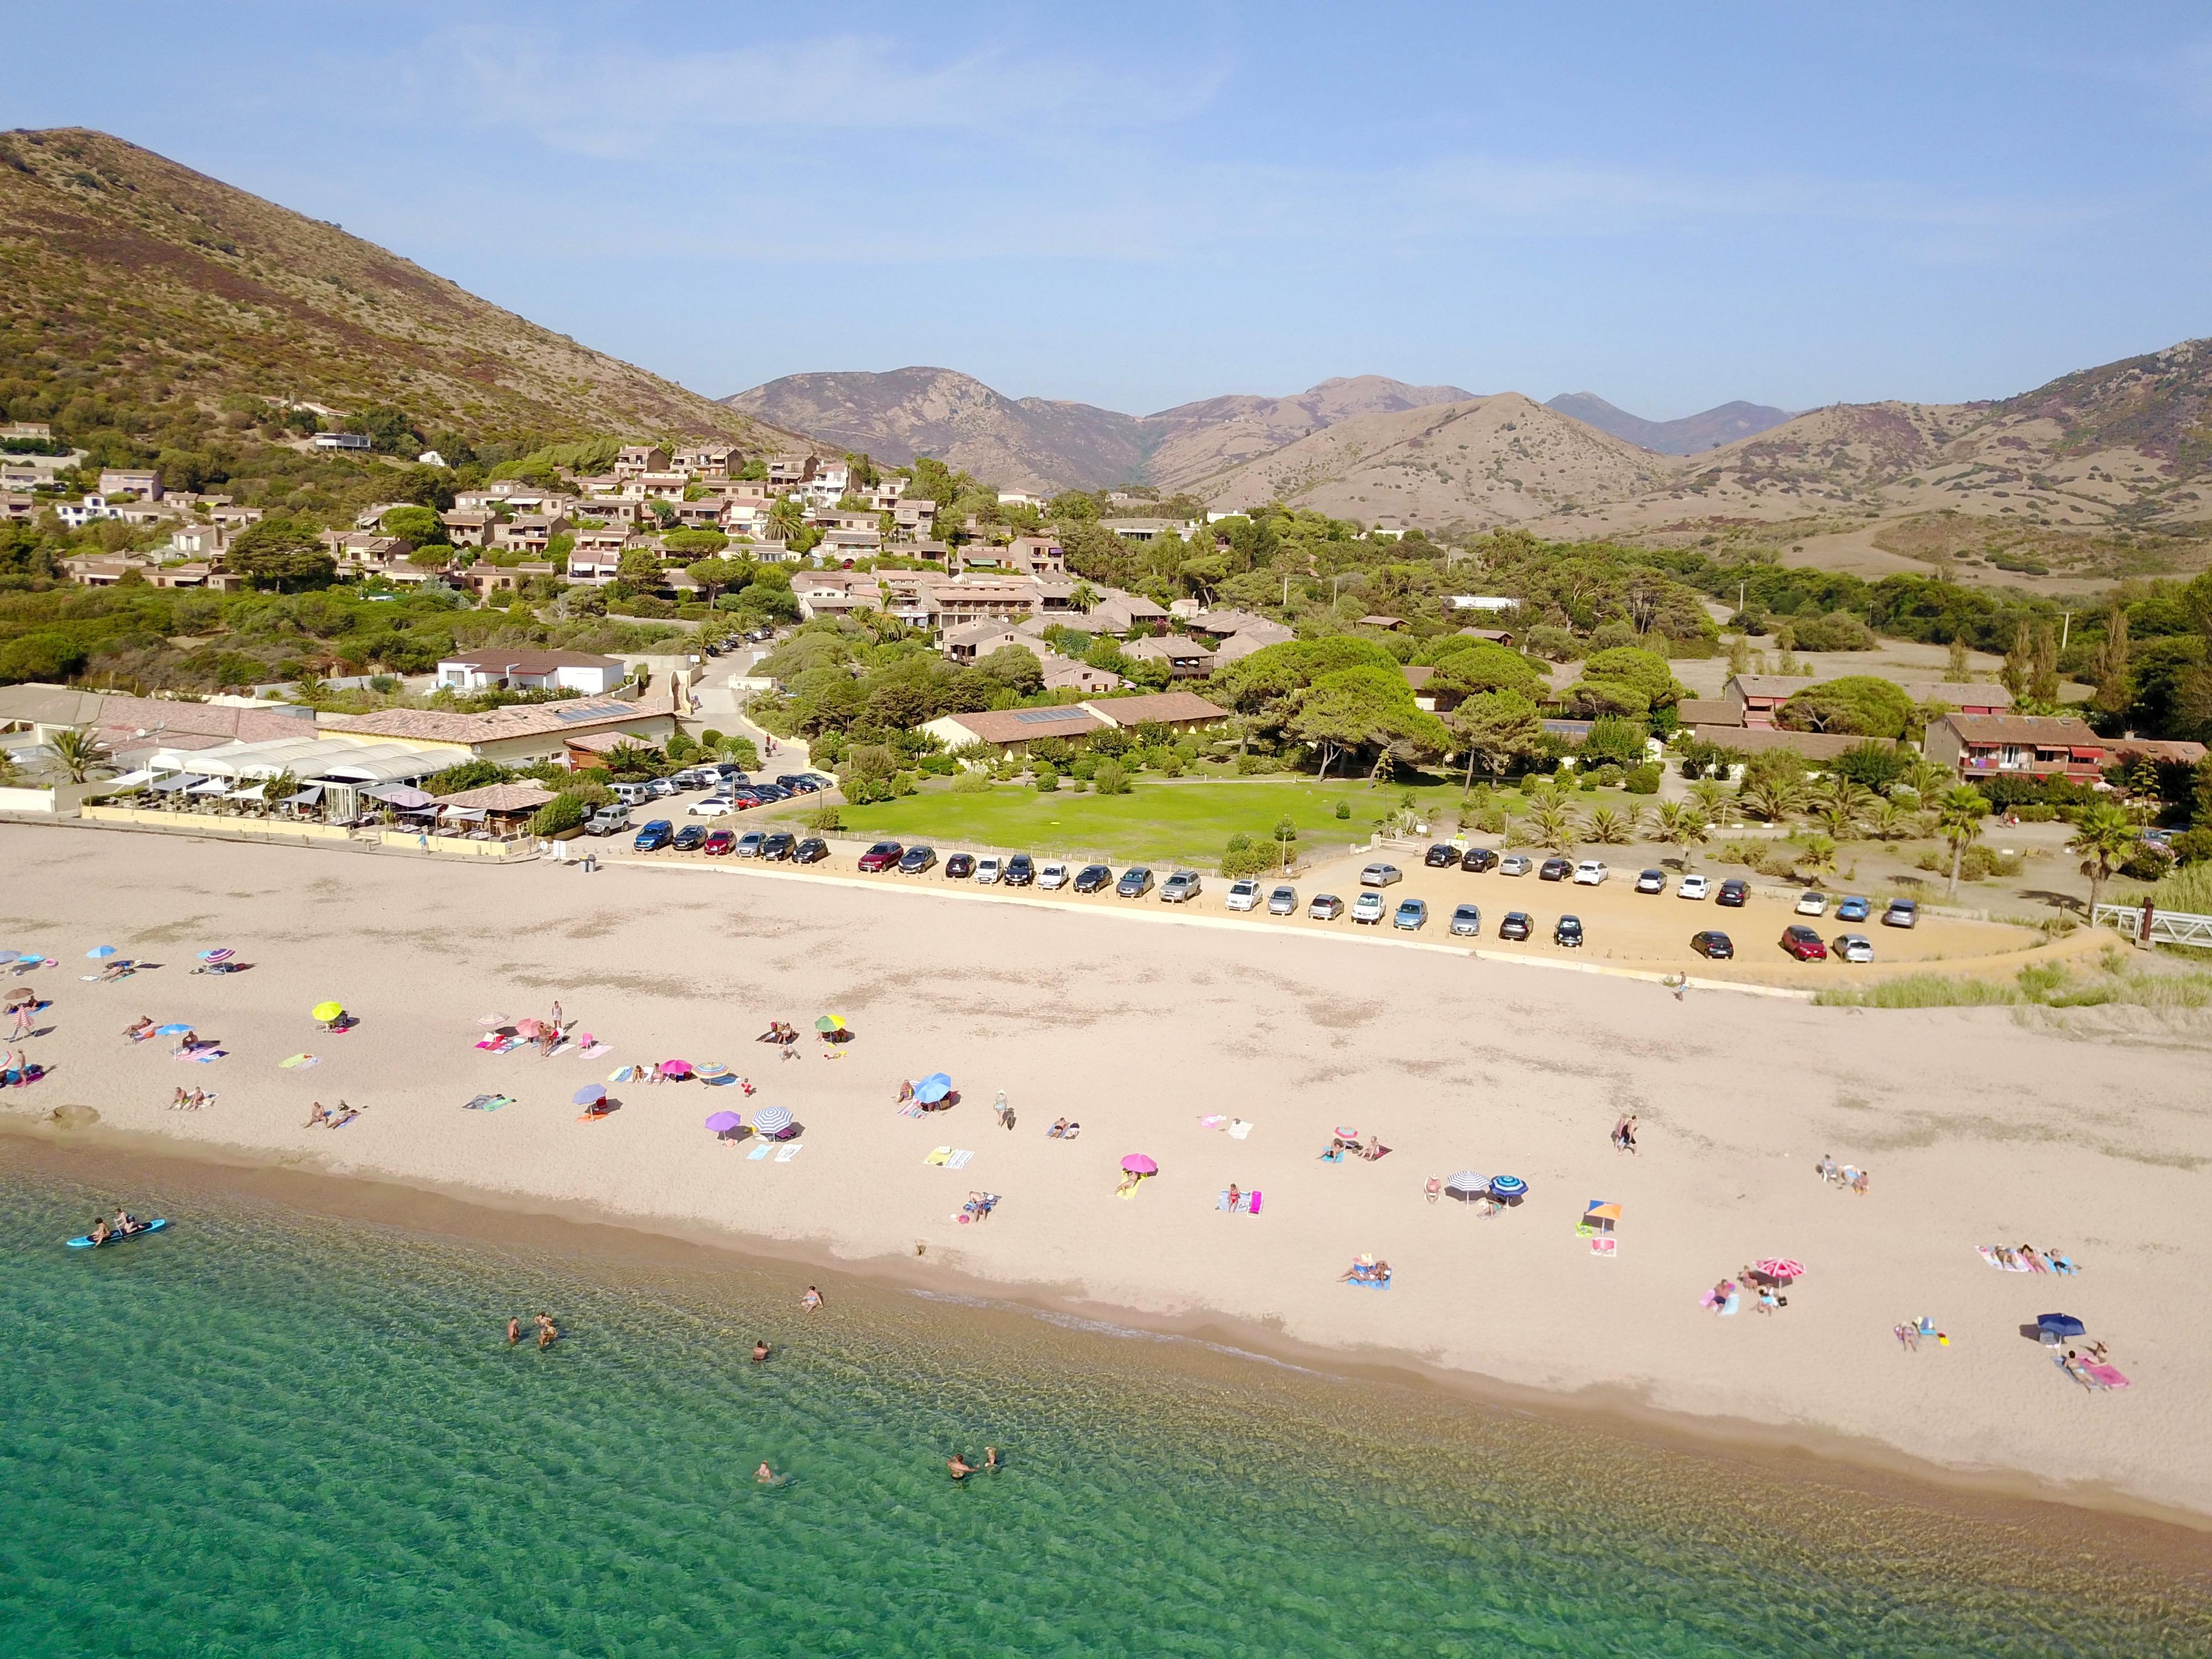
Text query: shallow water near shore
4 1159 2209 1657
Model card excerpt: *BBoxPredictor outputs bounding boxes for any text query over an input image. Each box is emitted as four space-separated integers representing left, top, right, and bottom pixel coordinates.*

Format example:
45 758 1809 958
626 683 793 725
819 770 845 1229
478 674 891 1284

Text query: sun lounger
947 1150 974 1170
925 1146 952 1165
774 1142 804 1162
1249 1189 1262 1215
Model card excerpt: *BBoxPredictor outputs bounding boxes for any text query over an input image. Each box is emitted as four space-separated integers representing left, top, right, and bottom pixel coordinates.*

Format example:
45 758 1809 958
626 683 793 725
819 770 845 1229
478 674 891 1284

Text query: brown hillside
0 127 792 447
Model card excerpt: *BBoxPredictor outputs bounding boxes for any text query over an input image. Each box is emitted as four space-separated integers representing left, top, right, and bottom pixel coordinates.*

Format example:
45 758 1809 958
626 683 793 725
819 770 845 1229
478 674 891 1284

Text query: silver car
1359 863 1403 888
1160 870 1203 904
1266 885 1299 916
1832 932 1875 963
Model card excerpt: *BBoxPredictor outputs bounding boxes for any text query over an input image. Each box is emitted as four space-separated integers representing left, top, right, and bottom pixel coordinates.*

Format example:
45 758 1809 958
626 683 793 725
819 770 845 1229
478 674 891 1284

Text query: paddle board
67 1218 168 1249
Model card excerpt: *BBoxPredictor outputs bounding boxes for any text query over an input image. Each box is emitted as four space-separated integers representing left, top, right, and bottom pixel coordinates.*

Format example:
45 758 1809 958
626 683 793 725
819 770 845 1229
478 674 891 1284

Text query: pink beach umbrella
514 1017 545 1039
660 1060 694 1079
1755 1258 1806 1282
1120 1154 1158 1175
1334 1125 1359 1140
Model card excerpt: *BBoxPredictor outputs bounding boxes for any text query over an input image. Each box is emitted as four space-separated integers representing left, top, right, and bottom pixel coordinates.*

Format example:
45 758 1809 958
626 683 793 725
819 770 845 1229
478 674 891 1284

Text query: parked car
1225 878 1261 912
792 837 829 864
760 833 796 861
1691 930 1733 959
671 825 707 852
896 844 937 875
1115 867 1155 899
1717 879 1749 908
1004 854 1035 887
1267 885 1300 916
750 784 792 803
975 856 1004 885
1161 870 1203 904
1540 858 1571 882
1554 915 1585 947
776 775 820 794
1359 863 1403 888
1308 893 1345 921
1073 863 1113 894
1424 844 1458 869
1635 868 1667 894
1678 874 1710 901
734 831 767 858
1835 895 1872 922
1573 860 1608 886
1780 924 1828 961
632 820 674 852
703 828 737 855
1500 853 1533 877
1038 862 1070 891
1882 899 1919 929
611 782 653 807
687 797 732 817
1449 902 1482 937
646 776 680 799
1796 891 1830 917
1832 932 1875 962
1460 847 1498 873
1392 897 1428 931
1352 891 1386 925
669 768 715 791
945 853 976 880
856 841 904 872
1498 911 1533 941
586 806 629 836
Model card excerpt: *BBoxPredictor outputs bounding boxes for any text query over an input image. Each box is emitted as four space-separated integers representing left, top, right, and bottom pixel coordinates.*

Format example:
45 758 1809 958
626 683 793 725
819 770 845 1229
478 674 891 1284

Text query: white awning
225 783 267 801
279 784 324 805
107 768 157 789
187 778 230 796
440 806 487 822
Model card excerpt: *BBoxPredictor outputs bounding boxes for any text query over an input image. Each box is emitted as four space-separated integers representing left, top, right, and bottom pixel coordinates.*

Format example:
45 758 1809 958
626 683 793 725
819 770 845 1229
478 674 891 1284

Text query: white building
434 650 625 697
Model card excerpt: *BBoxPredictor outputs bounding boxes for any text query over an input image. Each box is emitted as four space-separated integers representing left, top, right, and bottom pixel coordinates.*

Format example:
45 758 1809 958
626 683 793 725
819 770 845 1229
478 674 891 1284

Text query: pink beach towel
2083 1363 2131 1390
1248 1189 1262 1215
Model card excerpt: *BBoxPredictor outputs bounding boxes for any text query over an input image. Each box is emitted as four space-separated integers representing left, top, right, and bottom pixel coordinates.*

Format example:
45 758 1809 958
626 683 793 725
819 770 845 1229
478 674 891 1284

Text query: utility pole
2060 611 2072 653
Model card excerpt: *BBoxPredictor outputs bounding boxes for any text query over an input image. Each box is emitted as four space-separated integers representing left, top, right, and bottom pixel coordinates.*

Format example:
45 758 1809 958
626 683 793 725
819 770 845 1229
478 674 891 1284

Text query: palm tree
767 496 806 544
1897 757 1950 800
2068 802 2140 920
259 768 301 817
1530 800 1578 853
1809 800 1863 840
1583 806 1634 845
1687 777 1731 817
1792 832 1838 884
1737 774 1804 823
1934 785 1990 896
45 727 111 784
1866 799 1913 842
291 674 332 708
1067 581 1100 614
1653 801 1712 869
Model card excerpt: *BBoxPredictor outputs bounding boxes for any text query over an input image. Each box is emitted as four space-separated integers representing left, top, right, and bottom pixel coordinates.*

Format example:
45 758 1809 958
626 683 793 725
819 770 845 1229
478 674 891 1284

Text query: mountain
1545 393 1793 455
722 369 1478 492
1194 393 1674 530
0 127 788 447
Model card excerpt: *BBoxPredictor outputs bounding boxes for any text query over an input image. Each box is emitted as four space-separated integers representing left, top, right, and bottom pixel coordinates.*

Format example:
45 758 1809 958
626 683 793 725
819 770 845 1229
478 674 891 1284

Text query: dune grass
1815 961 2212 1009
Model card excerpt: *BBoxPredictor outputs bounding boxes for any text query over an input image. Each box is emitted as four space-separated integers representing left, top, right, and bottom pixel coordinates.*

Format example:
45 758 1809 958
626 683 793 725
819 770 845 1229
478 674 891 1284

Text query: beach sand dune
8 825 2211 1521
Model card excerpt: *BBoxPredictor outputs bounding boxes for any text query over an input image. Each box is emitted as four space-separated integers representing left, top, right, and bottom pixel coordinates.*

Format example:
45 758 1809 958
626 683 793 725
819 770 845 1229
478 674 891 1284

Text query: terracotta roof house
1922 714 2106 784
939 622 1040 665
0 686 312 758
1723 674 1833 728
2106 737 2209 769
432 781 558 815
1040 659 1125 694
1901 681 2013 714
1121 637 1215 679
1676 698 1739 728
919 707 1106 754
1078 691 1229 731
319 698 675 765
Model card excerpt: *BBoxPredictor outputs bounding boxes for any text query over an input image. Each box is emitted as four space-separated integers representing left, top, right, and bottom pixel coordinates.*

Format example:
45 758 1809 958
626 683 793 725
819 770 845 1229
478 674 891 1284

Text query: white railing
2091 904 2212 947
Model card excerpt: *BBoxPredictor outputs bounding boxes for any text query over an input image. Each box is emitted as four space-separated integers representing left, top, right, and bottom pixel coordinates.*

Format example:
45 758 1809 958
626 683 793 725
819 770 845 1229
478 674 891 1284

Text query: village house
673 444 738 478
891 497 939 537
573 497 643 528
492 514 571 555
1040 658 1125 695
435 649 625 697
438 512 494 548
938 622 1036 665
1078 690 1230 733
0 685 311 765
565 548 624 586
1122 637 1215 679
766 454 818 488
820 528 883 558
55 494 123 529
625 472 689 502
311 431 372 451
997 491 1048 511
1085 594 1171 634
97 469 163 499
1923 713 2107 785
1107 517 1198 542
919 706 1107 755
613 445 671 479
798 461 851 505
320 697 675 768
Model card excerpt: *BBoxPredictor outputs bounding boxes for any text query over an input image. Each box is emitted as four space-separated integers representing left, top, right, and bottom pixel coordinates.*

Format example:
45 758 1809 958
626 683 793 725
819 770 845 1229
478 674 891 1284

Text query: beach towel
947 1150 974 1170
1228 1119 1253 1140
181 1048 226 1063
1976 1245 2041 1273
1720 1291 1740 1316
580 1042 612 1059
925 1146 952 1166
898 1102 925 1118
1590 1237 1618 1258
2083 1363 2131 1390
1347 1276 1390 1290
494 1036 526 1055
1198 1114 1227 1129
774 1142 804 1163
463 1094 511 1112
747 1140 774 1161
278 1053 320 1069
1215 1191 1237 1211
474 1037 502 1051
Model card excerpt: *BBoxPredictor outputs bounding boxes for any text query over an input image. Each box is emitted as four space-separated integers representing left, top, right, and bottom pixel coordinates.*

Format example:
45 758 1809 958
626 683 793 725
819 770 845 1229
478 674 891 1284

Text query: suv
1392 898 1428 931
632 819 674 852
1717 879 1749 908
1461 847 1498 873
1449 903 1481 937
1635 869 1666 894
1540 858 1571 881
1359 863 1403 888
1573 860 1608 886
975 856 1004 885
687 796 733 817
1308 893 1345 921
946 853 975 880
1882 899 1919 929
586 805 629 836
760 833 796 861
1780 924 1828 961
1073 864 1113 894
1038 862 1070 891
1498 911 1533 941
896 844 937 875
857 841 904 872
1115 867 1155 899
611 781 654 808
1352 891 1386 925
1160 870 1203 904
1004 854 1036 887
1423 844 1458 869
1224 878 1261 912
1554 915 1584 947
1267 885 1300 916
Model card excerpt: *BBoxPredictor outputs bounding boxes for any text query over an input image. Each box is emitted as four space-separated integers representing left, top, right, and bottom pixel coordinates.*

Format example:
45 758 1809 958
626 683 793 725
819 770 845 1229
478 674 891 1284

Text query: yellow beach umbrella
311 1001 344 1023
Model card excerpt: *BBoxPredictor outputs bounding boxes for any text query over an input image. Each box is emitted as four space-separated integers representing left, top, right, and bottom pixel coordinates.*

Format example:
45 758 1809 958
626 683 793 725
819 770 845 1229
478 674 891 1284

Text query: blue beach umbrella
573 1083 607 1106
2037 1313 2085 1338
0 952 17 965
87 946 118 959
1488 1175 1527 1199
752 1105 794 1136
914 1073 953 1104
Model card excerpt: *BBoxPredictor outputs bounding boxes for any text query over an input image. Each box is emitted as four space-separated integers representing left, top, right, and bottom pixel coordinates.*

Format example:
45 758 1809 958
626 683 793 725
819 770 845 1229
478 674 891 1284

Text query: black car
1539 858 1571 882
1424 843 1458 869
897 846 937 875
1691 930 1734 959
1716 879 1749 909
671 824 707 852
1554 915 1584 947
792 837 829 864
1460 847 1498 873
1073 863 1113 894
776 775 819 794
945 853 976 880
1004 853 1035 887
1498 911 1533 941
759 832 796 861
751 784 792 803
1116 867 1155 899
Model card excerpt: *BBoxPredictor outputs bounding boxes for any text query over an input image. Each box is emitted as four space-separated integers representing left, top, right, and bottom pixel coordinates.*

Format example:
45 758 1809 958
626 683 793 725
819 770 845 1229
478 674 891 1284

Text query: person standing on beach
7 996 34 1040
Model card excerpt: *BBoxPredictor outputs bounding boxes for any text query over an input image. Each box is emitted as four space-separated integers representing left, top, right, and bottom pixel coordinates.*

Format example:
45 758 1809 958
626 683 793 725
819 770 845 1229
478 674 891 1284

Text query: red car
702 829 737 856
856 841 904 872
1780 924 1828 961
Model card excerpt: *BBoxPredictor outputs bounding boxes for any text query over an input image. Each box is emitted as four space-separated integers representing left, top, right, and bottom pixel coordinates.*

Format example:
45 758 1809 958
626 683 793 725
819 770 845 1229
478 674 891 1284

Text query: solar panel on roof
554 703 619 722
1011 708 1087 724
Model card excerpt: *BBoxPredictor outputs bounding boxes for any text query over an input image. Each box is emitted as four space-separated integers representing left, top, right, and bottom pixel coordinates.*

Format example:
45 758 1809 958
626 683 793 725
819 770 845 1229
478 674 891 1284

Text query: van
611 781 653 807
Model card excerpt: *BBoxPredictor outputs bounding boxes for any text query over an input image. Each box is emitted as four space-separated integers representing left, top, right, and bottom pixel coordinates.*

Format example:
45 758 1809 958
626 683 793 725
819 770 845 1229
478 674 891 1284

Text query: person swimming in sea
535 1312 559 1350
983 1446 999 1472
751 1339 771 1364
756 1462 777 1484
507 1317 521 1347
947 1454 978 1482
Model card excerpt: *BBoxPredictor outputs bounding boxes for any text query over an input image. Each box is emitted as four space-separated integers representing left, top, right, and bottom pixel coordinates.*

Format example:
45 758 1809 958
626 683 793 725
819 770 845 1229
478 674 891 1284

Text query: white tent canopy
145 736 446 787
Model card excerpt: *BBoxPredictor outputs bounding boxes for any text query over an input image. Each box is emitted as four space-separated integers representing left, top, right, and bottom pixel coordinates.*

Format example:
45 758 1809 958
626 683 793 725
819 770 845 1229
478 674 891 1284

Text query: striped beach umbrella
1756 1258 1806 1282
752 1105 794 1135
1444 1171 1486 1193
1488 1175 1527 1198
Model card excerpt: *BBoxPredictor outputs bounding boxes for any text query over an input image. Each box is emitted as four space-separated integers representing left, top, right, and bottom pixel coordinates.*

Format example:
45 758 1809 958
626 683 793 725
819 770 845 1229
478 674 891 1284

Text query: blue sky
11 3 2211 416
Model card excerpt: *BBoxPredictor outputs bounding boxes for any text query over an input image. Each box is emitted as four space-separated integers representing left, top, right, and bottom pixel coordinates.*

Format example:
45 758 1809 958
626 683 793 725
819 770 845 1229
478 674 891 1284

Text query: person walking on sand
507 1317 521 1347
8 998 35 1040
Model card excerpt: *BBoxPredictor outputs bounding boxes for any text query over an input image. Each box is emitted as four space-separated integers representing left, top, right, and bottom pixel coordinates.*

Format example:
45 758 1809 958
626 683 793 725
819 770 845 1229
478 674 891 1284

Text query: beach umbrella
1584 1201 1623 1223
752 1105 794 1135
1120 1154 1158 1175
1488 1175 1527 1198
477 1013 509 1027
572 1084 606 1106
914 1072 953 1104
311 1001 345 1023
2037 1313 2086 1338
197 948 234 962
514 1017 545 1038
1334 1125 1360 1140
659 1060 693 1078
813 1015 846 1032
154 1023 193 1036
1445 1171 1485 1193
705 1110 743 1133
1755 1258 1806 1281
87 946 118 959
0 952 16 965
697 1062 731 1078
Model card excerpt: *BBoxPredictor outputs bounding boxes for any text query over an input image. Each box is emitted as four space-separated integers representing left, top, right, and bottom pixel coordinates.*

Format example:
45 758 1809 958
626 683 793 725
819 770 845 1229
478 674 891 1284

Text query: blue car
1835 895 1871 923
1392 898 1428 931
633 818 674 852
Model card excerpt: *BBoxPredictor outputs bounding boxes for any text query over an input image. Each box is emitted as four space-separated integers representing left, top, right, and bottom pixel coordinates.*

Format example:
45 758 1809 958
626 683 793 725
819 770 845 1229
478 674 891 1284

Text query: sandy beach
8 821 2211 1525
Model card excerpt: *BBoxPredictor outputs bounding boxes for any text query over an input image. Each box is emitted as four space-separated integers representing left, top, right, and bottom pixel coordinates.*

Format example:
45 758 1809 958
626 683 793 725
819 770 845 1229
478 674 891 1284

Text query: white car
1037 862 1069 891
686 797 733 817
1678 874 1710 900
1573 860 1609 886
1224 878 1260 911
1352 891 1386 925
1796 891 1829 916
974 856 1003 885
1832 932 1875 963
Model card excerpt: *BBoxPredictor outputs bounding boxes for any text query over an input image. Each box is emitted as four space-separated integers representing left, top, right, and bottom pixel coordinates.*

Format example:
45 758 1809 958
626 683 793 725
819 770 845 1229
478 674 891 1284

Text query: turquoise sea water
3 1162 2208 1657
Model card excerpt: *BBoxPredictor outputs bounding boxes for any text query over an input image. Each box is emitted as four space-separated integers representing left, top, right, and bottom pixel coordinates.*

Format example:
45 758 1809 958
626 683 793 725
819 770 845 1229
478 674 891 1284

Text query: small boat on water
66 1218 169 1248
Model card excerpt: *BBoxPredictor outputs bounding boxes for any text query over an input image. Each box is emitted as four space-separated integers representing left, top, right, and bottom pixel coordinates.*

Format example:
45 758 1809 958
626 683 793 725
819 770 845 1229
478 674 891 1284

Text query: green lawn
766 776 1477 866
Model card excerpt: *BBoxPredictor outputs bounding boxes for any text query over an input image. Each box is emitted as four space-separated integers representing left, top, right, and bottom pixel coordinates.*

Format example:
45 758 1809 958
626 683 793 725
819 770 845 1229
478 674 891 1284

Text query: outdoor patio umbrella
752 1105 795 1136
704 1110 743 1133
1488 1175 1527 1199
697 1062 731 1078
1334 1125 1360 1140
1120 1154 1158 1175
1584 1201 1623 1231
573 1084 606 1106
2037 1313 2086 1338
914 1073 953 1103
311 1001 345 1024
0 952 16 965
1755 1258 1806 1282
